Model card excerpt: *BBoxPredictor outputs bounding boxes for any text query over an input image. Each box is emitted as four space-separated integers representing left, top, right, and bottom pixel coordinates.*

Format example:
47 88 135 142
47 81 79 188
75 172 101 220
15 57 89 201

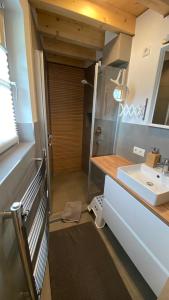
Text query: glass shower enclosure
88 61 121 202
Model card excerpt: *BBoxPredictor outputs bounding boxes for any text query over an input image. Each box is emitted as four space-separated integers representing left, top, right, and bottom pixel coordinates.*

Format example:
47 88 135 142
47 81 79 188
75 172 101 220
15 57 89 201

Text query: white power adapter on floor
88 195 105 228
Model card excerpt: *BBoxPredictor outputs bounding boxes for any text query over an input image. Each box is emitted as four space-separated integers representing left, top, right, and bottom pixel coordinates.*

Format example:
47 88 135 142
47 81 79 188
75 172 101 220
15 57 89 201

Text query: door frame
35 50 52 209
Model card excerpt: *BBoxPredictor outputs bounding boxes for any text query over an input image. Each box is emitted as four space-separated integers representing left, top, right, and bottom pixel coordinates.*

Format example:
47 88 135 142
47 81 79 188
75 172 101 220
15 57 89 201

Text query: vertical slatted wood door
47 63 85 174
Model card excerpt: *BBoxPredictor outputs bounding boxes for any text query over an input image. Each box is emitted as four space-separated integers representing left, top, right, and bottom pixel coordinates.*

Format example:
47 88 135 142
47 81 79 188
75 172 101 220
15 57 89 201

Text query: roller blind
0 45 18 154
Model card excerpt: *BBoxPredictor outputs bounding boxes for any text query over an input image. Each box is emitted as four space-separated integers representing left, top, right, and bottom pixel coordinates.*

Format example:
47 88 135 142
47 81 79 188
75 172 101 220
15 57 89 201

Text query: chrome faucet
157 159 169 175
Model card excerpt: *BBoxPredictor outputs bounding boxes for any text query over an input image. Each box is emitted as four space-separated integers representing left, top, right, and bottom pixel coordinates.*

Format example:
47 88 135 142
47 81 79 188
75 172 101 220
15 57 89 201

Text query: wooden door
47 63 85 175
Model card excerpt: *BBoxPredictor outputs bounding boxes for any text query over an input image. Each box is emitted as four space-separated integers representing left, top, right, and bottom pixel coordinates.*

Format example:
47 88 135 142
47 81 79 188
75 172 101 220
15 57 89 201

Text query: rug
49 222 132 300
61 201 82 222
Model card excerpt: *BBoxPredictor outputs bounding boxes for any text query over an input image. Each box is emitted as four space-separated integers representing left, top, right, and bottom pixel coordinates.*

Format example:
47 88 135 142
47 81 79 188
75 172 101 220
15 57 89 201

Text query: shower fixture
81 79 93 88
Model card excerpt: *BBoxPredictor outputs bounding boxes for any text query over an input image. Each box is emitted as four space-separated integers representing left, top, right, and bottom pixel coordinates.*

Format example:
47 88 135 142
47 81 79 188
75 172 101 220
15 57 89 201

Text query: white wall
5 0 33 123
104 31 117 45
124 10 169 124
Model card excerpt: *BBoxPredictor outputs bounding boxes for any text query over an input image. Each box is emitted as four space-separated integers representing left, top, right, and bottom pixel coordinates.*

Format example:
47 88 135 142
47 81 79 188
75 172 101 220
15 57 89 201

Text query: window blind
0 46 18 154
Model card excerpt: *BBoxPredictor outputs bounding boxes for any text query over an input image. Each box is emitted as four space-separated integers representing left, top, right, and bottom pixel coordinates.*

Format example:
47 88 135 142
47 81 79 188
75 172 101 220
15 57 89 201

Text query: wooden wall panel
47 63 85 174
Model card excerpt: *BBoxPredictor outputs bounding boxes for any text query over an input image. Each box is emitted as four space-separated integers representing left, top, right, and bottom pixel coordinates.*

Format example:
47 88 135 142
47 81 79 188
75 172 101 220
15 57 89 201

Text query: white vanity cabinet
103 175 169 296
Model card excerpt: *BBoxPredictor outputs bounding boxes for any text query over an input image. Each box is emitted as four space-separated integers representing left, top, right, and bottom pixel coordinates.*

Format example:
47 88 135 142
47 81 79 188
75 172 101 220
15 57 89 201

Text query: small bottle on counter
145 147 161 168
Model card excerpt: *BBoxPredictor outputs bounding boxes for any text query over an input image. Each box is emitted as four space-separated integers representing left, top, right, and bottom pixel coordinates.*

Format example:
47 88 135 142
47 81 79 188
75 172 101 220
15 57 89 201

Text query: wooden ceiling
30 0 169 68
89 0 147 16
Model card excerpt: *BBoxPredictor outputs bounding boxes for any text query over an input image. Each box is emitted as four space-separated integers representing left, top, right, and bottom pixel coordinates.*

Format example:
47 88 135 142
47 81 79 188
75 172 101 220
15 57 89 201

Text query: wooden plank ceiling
30 0 169 68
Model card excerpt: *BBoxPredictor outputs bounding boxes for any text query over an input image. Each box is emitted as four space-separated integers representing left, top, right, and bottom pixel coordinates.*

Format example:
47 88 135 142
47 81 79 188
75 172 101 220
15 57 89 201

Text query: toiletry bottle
145 147 161 168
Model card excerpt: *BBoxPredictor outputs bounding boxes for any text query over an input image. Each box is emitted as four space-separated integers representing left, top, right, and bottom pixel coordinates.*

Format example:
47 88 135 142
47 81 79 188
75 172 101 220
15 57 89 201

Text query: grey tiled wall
116 123 169 163
17 122 43 156
17 122 34 142
93 119 116 156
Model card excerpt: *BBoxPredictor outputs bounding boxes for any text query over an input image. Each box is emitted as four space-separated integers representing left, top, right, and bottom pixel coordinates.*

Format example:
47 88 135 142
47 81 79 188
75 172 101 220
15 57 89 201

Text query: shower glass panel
88 62 121 202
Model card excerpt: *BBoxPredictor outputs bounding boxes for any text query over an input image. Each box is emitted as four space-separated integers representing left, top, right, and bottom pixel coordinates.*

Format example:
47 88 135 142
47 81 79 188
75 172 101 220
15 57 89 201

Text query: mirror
151 45 169 126
113 87 123 102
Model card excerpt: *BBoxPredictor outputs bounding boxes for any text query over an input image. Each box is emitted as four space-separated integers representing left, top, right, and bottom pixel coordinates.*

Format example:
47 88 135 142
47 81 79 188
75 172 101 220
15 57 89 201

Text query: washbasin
117 163 169 206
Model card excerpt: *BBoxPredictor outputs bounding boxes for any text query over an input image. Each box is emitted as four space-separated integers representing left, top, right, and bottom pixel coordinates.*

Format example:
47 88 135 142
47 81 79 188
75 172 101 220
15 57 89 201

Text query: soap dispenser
145 147 161 168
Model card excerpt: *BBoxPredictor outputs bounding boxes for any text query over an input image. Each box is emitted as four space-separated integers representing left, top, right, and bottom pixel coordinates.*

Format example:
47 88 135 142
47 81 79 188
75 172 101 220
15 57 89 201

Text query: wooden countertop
90 155 169 227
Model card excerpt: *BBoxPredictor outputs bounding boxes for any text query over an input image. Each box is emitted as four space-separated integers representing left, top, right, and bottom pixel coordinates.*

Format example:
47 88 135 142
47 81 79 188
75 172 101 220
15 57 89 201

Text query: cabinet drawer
104 175 169 270
103 199 168 296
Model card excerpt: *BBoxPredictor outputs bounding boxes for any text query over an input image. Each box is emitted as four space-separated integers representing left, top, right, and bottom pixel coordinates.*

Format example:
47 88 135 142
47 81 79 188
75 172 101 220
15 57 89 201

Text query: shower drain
146 181 154 187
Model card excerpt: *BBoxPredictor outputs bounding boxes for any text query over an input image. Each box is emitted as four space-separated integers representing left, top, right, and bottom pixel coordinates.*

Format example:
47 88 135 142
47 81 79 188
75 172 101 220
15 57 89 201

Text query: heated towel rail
0 156 48 300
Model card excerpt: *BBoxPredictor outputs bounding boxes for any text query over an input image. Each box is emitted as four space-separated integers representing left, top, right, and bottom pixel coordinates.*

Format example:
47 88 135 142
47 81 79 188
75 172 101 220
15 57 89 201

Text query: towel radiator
0 156 49 300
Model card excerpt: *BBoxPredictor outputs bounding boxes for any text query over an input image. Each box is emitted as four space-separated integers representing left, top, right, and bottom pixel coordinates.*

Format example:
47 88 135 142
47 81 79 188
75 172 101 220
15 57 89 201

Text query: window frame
0 44 19 154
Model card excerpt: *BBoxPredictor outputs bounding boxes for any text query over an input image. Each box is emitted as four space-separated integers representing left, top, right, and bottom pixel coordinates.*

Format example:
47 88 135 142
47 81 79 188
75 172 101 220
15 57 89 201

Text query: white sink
117 163 169 206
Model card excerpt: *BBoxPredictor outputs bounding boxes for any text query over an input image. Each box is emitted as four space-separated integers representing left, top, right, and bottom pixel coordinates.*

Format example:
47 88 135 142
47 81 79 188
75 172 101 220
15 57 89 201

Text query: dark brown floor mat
49 222 132 300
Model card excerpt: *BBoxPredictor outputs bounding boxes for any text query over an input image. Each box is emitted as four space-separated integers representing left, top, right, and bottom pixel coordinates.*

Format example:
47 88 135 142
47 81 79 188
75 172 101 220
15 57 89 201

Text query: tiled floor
51 171 88 214
42 170 156 300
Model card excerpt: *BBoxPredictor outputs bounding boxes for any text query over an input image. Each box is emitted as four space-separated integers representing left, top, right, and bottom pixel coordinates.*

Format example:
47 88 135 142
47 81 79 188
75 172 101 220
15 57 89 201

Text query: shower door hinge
48 134 53 147
0 2 5 9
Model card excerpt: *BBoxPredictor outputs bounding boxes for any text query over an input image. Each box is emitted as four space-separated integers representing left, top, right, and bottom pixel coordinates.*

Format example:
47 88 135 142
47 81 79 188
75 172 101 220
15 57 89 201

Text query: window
0 45 18 154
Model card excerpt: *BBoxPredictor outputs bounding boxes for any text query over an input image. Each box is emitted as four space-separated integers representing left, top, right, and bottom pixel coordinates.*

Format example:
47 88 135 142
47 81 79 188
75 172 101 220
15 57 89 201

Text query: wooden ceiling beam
29 0 136 35
46 53 87 68
42 37 96 61
89 0 147 17
162 0 169 4
137 0 169 16
36 10 104 50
